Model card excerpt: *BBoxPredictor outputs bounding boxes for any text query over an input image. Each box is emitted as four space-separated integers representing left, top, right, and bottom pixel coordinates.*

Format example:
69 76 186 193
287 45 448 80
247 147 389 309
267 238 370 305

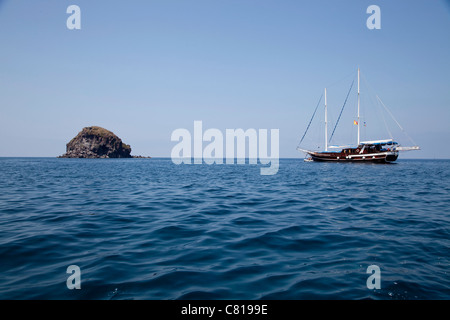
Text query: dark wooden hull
308 151 398 163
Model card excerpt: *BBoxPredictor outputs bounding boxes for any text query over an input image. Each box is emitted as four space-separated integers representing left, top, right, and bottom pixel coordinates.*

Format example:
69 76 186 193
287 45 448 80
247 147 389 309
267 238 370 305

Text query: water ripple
0 158 448 299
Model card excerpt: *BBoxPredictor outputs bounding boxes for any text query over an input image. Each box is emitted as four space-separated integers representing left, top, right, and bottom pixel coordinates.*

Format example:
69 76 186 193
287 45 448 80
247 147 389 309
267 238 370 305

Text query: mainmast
324 87 328 151
357 68 360 146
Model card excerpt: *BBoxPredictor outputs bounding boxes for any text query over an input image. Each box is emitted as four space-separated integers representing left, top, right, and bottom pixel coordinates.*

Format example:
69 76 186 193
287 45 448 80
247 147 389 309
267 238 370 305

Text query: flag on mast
353 120 358 125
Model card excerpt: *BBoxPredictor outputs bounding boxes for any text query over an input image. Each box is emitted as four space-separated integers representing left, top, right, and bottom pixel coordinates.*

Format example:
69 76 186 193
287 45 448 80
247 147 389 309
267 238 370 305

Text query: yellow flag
353 120 358 125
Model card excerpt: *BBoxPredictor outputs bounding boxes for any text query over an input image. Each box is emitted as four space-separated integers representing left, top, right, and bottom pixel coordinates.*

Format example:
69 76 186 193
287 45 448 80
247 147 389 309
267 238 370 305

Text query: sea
0 157 448 300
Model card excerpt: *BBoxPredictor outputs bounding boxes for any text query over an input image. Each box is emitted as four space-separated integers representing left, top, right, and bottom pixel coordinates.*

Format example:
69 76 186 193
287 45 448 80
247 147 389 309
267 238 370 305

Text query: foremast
357 67 360 146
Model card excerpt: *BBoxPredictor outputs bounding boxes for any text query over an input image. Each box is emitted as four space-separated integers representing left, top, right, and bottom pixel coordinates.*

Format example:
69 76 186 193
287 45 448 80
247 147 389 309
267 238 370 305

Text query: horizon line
0 156 448 160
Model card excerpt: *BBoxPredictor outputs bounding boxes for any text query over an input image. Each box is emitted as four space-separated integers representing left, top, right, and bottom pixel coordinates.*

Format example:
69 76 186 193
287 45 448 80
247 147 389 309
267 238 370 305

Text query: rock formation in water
59 126 132 158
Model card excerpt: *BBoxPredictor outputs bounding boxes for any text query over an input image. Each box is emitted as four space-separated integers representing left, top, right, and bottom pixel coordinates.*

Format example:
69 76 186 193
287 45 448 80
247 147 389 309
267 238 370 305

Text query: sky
0 0 449 158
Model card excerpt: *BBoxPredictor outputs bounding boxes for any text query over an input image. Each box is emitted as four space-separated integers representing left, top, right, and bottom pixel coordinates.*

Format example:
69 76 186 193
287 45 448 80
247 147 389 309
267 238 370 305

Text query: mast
325 87 328 152
357 68 360 146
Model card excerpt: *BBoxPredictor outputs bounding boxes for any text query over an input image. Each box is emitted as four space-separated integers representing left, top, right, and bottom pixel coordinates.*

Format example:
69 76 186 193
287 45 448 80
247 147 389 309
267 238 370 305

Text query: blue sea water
0 158 448 300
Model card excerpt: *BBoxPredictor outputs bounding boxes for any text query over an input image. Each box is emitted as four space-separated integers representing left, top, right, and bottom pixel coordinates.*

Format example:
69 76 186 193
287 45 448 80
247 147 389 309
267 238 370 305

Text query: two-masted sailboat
297 68 419 163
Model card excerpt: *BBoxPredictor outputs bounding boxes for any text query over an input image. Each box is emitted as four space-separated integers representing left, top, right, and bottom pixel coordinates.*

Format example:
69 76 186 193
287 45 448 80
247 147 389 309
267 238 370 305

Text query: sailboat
297 68 420 163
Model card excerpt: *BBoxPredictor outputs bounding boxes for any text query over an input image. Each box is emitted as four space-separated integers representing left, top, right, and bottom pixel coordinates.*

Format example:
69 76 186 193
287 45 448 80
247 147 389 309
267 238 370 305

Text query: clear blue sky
0 0 449 158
